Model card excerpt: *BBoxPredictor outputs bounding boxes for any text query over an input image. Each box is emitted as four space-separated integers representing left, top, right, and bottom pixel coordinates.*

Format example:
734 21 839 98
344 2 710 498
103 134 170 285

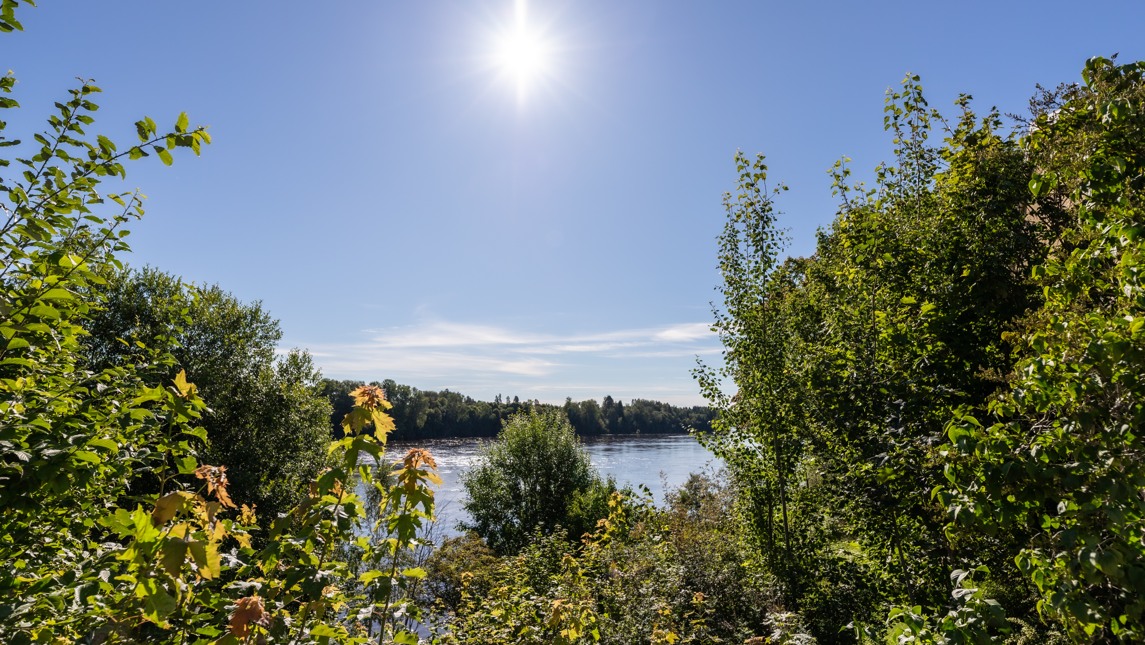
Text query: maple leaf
194 464 236 508
350 384 392 411
229 595 268 638
172 369 197 399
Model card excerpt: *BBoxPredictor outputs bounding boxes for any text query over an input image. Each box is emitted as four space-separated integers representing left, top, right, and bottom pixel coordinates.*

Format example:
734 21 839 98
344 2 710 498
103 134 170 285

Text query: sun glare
492 0 552 103
497 29 546 81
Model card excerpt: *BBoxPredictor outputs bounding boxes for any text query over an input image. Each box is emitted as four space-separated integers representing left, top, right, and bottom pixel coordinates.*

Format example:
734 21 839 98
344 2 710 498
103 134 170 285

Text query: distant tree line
320 379 713 440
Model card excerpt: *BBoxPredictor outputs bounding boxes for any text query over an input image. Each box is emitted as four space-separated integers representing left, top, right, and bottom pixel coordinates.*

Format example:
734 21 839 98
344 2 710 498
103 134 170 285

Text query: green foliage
0 1 35 34
440 476 785 644
588 475 776 644
423 533 500 614
698 56 1145 643
0 10 440 639
441 528 604 644
0 57 212 641
564 475 621 541
939 57 1145 642
694 150 803 602
83 267 332 524
460 408 598 554
696 69 1078 641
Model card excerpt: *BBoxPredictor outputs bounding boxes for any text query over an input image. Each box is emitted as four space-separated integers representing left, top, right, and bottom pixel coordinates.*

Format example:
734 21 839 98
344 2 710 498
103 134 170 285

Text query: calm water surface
384 434 721 538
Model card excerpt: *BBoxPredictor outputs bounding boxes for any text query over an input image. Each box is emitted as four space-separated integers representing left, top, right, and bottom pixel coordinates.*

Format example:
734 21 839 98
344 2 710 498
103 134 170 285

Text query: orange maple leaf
229 595 268 638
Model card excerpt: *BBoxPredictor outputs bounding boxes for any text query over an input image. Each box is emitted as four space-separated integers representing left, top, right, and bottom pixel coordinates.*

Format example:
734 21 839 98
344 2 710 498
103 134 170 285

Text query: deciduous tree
461 409 598 554
83 267 332 524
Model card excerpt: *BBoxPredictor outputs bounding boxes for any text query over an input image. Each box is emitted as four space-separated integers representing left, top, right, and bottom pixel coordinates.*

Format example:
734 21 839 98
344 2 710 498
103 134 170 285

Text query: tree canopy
83 267 332 524
697 58 1145 642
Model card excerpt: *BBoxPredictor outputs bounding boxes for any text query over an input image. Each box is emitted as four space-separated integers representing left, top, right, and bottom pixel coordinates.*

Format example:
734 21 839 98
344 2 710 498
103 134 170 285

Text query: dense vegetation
694 59 1145 642
83 267 332 527
432 473 777 645
322 378 713 439
2 1 1143 640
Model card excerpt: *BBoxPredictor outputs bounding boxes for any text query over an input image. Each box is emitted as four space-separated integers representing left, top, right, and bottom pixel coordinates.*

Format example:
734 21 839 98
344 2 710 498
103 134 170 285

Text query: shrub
460 408 597 554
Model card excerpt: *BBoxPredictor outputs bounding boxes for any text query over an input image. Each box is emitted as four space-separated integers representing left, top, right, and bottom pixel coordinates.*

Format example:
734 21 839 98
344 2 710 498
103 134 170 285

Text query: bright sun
496 29 546 82
493 0 551 102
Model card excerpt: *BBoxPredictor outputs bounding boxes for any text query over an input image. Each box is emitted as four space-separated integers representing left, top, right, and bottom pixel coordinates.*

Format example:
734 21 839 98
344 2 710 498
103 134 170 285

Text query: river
383 433 722 539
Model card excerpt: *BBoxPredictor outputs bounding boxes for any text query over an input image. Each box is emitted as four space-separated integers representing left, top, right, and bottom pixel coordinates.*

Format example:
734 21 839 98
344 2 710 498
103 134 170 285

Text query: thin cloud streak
291 319 721 404
356 321 715 350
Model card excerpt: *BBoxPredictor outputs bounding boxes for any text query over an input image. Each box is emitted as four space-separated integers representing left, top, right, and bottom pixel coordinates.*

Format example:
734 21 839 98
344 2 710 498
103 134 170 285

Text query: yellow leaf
371 409 396 440
240 504 258 526
173 370 197 398
234 532 252 549
188 541 221 580
152 491 194 526
210 518 228 543
350 384 391 410
169 522 191 539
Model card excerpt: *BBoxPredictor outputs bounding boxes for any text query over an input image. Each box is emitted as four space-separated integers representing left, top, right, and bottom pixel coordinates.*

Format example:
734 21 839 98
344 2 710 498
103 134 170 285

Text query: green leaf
400 567 427 579
184 426 208 442
152 491 193 525
87 437 120 453
175 111 189 133
160 540 187 577
154 146 173 166
175 454 198 475
359 570 387 585
2 357 35 367
310 624 341 637
141 583 178 623
188 540 221 580
39 288 73 301
73 450 101 463
132 386 164 405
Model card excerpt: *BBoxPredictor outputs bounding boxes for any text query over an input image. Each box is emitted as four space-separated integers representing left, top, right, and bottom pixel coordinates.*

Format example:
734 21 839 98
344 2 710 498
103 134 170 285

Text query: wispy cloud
288 319 721 405
652 322 712 342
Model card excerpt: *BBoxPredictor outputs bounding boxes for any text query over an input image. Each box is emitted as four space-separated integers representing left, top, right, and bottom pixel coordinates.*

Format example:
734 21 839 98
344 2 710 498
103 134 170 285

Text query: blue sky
8 2 1145 404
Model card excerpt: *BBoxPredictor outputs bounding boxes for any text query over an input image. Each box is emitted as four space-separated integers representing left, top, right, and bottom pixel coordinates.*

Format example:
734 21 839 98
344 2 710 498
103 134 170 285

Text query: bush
460 408 598 554
441 474 780 644
423 533 500 614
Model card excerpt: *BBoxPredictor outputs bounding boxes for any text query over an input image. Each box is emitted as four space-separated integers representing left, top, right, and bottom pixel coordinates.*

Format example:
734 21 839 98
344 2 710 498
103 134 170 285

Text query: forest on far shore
321 379 714 439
